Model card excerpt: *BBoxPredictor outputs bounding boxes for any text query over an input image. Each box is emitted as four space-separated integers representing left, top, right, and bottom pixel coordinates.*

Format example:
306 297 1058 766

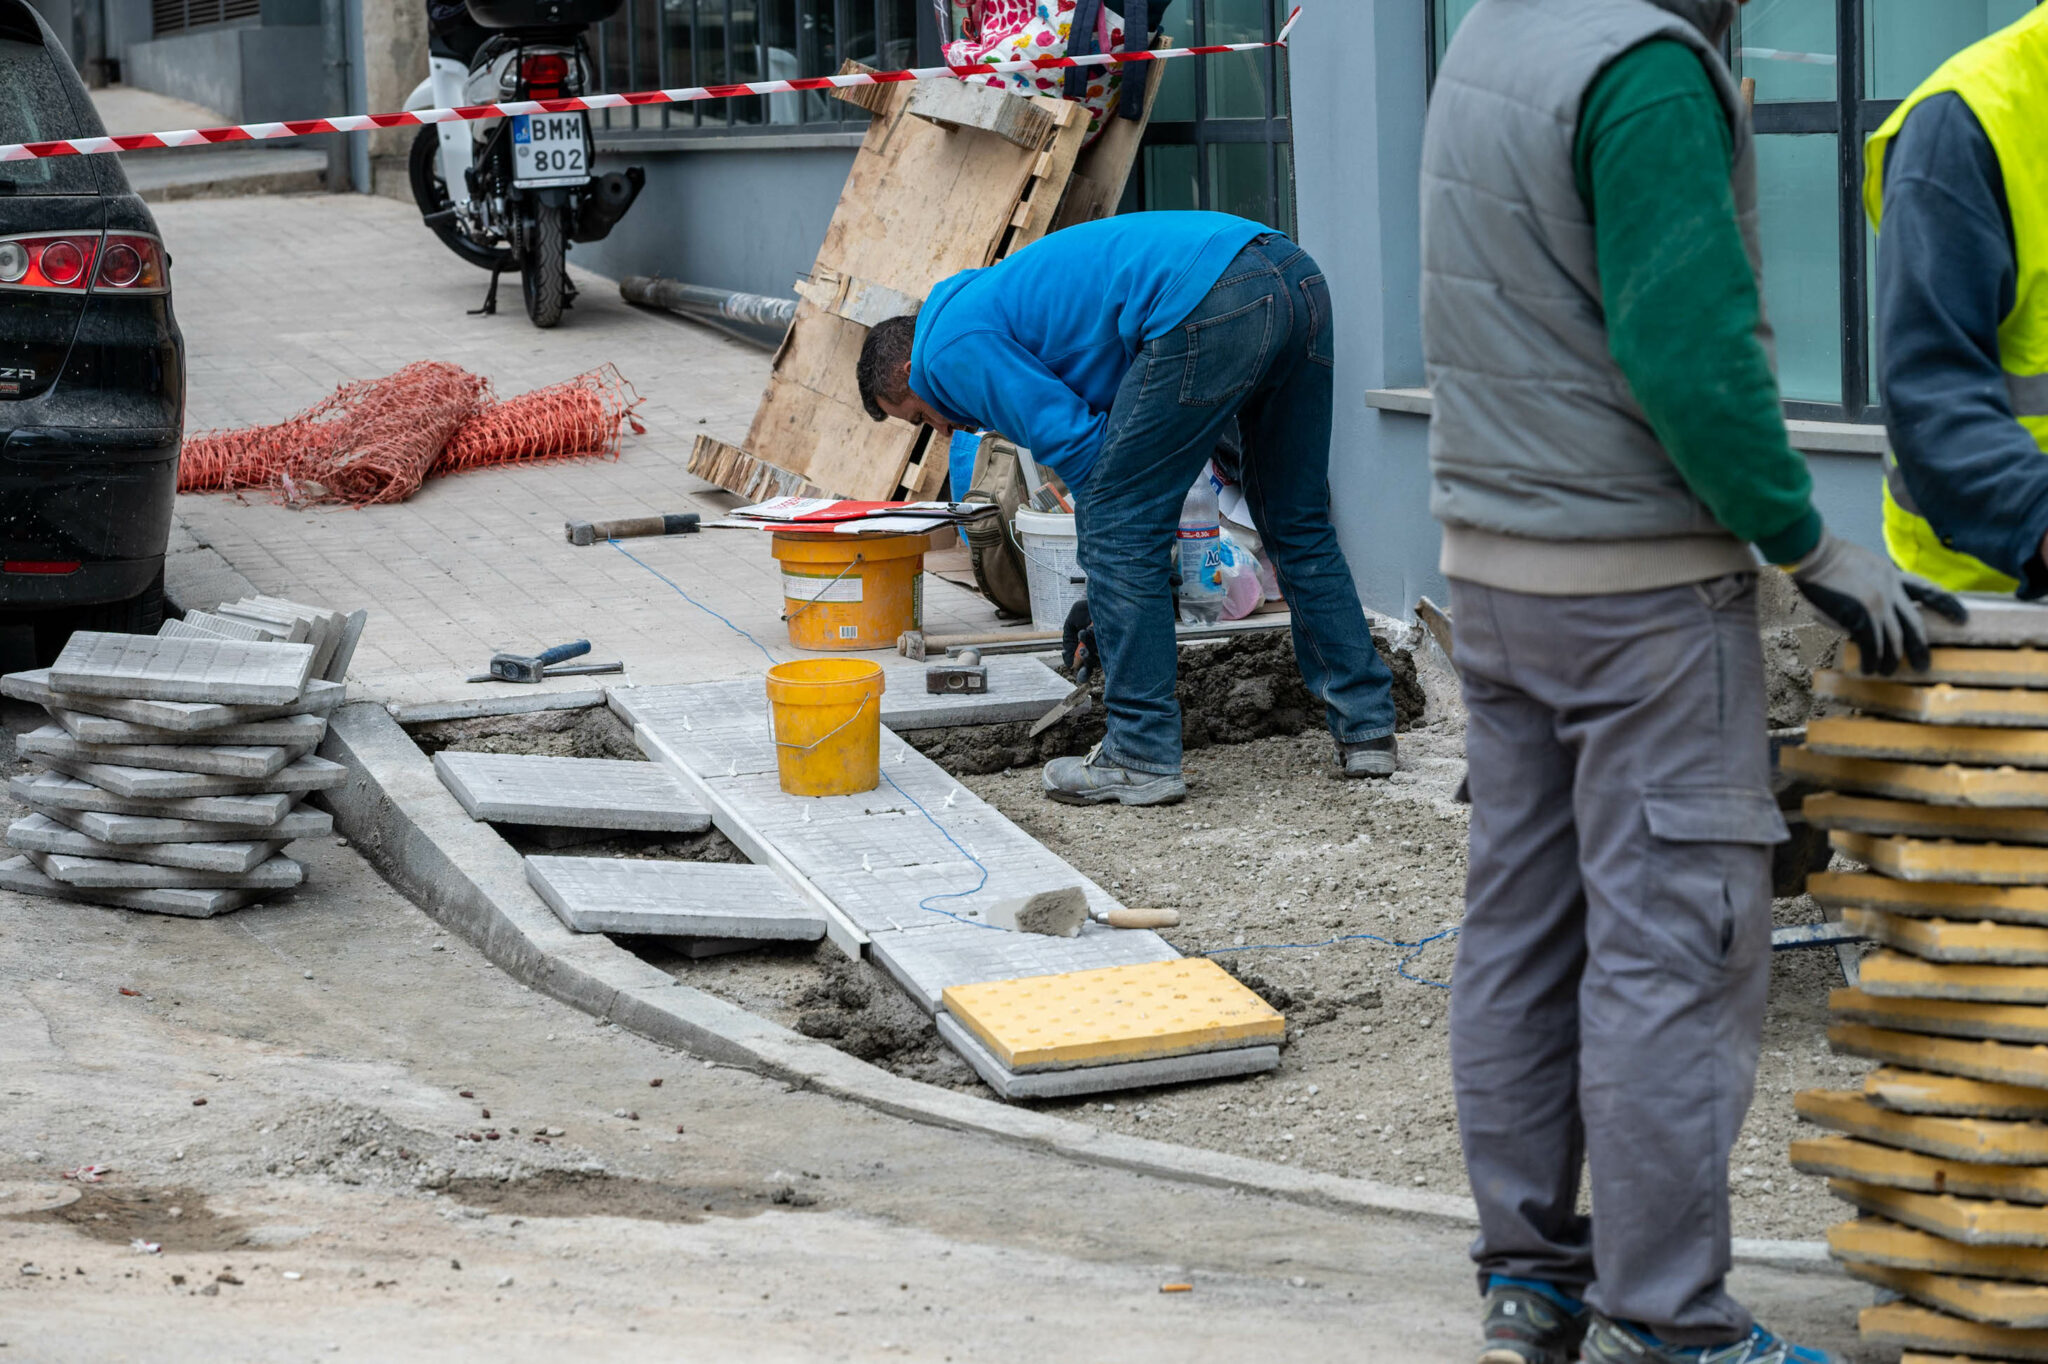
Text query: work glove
1787 530 1967 675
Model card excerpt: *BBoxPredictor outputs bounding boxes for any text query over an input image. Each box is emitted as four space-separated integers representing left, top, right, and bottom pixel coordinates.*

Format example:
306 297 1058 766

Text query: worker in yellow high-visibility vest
1873 6 2048 593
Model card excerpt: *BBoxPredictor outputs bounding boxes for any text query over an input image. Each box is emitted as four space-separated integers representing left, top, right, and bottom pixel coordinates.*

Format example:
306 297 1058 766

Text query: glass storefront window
1754 133 1842 403
1206 0 1269 118
1139 0 1294 231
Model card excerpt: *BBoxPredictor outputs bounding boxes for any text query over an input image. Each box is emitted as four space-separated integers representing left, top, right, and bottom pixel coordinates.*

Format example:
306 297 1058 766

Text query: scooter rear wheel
520 202 568 329
409 125 513 273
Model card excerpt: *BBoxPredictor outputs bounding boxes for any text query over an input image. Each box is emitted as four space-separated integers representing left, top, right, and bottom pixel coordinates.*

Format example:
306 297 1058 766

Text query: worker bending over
856 211 1399 805
1871 6 2048 594
1420 1 1963 1362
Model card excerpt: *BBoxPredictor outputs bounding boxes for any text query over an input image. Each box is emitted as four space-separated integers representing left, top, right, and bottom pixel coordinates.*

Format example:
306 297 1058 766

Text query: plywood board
1780 747 2048 807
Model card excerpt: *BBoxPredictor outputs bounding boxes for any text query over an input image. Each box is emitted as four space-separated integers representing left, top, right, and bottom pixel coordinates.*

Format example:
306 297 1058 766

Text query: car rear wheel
31 566 165 663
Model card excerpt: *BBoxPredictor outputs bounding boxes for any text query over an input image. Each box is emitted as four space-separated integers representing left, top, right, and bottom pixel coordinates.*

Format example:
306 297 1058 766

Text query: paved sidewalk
95 87 327 201
161 193 1005 714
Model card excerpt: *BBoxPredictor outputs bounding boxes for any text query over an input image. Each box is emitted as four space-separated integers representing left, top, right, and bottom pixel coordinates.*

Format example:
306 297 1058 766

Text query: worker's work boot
1477 1277 1589 1364
1581 1316 1835 1364
1338 735 1398 779
1042 746 1187 807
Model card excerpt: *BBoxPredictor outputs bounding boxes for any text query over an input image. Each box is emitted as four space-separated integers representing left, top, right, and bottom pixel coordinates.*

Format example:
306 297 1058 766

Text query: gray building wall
124 22 326 122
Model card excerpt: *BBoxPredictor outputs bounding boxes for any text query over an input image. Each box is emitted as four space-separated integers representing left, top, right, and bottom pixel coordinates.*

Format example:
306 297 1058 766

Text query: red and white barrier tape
1 7 1300 163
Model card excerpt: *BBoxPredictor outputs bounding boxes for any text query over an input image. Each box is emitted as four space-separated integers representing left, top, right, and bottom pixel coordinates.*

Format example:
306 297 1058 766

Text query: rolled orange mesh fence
179 362 642 507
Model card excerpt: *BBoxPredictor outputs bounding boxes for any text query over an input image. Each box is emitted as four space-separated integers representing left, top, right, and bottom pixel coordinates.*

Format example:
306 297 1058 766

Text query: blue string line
1202 926 1461 990
608 538 778 667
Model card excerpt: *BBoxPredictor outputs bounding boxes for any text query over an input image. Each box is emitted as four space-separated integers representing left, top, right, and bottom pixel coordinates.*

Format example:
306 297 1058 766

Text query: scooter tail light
92 235 168 293
521 53 570 89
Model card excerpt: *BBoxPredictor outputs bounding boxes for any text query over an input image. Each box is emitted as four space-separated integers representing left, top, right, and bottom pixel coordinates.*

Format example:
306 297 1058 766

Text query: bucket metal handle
779 553 865 623
768 690 875 752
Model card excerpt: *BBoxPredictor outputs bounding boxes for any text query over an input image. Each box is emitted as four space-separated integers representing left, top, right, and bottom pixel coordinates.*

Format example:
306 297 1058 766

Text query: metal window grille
152 0 260 36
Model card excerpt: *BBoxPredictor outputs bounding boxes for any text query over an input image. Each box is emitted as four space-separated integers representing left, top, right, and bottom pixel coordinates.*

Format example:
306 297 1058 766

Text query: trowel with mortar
982 885 1180 935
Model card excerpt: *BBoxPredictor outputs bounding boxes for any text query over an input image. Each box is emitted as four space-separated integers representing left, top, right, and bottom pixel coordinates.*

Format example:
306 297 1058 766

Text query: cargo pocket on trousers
1640 787 1788 971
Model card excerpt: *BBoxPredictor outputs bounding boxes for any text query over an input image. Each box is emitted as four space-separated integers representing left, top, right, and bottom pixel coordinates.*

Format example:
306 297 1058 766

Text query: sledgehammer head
983 886 1089 937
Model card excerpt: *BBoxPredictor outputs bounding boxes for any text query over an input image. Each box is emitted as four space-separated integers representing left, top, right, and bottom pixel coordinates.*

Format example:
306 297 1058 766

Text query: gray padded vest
1422 0 1766 549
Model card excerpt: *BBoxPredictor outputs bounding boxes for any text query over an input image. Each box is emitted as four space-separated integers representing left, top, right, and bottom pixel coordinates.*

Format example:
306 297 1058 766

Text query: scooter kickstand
471 267 502 317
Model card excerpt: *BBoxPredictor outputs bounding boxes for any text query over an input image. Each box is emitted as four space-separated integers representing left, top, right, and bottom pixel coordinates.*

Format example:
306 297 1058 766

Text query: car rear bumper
0 554 161 608
0 427 177 607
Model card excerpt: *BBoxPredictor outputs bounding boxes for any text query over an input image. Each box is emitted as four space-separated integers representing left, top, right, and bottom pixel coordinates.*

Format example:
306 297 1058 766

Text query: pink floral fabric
945 0 1127 142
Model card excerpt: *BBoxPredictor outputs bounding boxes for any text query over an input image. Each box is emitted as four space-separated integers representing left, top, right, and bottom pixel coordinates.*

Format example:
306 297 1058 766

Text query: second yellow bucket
765 658 885 796
772 532 930 651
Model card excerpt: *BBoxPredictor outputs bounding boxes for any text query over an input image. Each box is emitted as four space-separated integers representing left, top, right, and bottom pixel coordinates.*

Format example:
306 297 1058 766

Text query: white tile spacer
728 759 738 776
943 788 959 809
800 805 811 823
682 714 692 731
894 745 907 765
861 852 873 873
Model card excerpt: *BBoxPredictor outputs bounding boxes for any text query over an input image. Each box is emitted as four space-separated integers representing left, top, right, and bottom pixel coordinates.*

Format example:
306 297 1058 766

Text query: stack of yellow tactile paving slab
1783 616 2048 1360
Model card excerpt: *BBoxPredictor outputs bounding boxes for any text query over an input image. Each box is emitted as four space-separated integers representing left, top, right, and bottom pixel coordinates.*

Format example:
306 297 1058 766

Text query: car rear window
0 37 101 196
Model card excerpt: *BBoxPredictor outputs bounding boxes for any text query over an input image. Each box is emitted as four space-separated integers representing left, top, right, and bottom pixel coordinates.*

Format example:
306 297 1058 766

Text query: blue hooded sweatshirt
907 211 1267 495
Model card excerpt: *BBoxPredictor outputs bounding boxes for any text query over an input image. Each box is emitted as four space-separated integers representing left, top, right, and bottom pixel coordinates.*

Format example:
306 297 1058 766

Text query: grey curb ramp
10 772 298 827
41 752 347 800
22 796 332 845
432 751 712 833
49 631 315 704
868 920 1181 1014
0 854 261 917
21 723 298 778
7 813 285 873
27 848 303 890
524 856 825 939
50 708 327 750
935 1012 1280 1099
1 669 345 731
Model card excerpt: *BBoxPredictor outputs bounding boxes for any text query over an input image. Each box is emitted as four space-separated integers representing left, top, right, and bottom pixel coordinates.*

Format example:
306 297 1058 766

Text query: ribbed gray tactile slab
49 632 316 704
868 921 1180 1014
23 798 331 846
7 813 285 873
524 857 824 939
0 854 262 917
935 1012 1279 1099
610 680 779 777
433 752 712 832
1 670 345 732
324 610 367 684
42 753 346 800
162 613 275 644
9 772 295 827
51 708 327 750
29 847 302 890
22 724 293 778
1925 595 2048 647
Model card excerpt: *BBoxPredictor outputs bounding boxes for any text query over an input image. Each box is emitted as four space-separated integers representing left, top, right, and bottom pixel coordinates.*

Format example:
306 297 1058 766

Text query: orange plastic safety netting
178 362 643 507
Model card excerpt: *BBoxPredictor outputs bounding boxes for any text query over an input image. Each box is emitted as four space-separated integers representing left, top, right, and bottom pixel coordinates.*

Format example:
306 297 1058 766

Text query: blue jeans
1075 234 1397 775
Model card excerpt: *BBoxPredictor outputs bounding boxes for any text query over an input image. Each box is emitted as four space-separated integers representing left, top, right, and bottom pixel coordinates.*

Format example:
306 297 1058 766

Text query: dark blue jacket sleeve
1878 92 2048 596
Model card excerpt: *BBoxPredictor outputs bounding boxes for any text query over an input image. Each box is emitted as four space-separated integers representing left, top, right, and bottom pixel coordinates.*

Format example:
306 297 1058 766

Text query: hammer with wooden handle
565 512 701 546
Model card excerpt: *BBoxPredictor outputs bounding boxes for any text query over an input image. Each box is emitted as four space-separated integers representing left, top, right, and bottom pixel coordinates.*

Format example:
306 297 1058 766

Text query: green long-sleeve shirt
1574 39 1824 565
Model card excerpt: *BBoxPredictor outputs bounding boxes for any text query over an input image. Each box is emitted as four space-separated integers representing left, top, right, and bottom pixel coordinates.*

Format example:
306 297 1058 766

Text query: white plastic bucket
1014 506 1087 630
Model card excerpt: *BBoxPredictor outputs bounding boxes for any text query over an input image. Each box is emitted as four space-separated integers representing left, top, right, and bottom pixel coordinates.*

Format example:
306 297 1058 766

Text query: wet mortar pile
420 631 1855 1242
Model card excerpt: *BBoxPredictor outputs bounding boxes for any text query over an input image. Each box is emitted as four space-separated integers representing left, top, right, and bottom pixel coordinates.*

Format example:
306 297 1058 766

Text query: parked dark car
0 0 183 658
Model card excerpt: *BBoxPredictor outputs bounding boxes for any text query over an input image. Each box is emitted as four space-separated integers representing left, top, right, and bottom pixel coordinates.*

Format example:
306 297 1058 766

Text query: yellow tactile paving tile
1818 670 2048 727
1846 641 2048 690
1829 1178 2048 1245
1864 1300 2048 1361
939 958 1284 1072
1809 716 2048 769
1792 1136 2048 1204
1850 911 2048 966
1781 747 2048 808
1863 951 2048 1005
1834 831 2048 887
1869 1068 2048 1121
1798 1089 2048 1163
1814 872 2048 927
1834 1023 2048 1090
1900 1355 2015 1364
1831 1216 2048 1283
1807 792 2048 845
1834 987 2048 1045
1847 1260 2048 1329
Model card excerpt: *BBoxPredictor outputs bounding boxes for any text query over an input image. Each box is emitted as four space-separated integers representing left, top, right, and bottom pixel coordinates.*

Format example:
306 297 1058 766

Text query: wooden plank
685 434 825 503
1054 33 1172 232
999 100 1090 256
793 269 924 329
906 77 1058 149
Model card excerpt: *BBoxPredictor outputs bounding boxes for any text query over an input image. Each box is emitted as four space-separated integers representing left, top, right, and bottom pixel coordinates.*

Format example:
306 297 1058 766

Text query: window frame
1133 0 1297 234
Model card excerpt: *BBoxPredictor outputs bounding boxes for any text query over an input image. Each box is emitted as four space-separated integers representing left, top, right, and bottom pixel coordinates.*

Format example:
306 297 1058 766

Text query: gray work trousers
1447 574 1787 1345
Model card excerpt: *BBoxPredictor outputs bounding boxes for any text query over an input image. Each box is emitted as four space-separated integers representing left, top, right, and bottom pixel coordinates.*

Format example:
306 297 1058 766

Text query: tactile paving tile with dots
941 957 1286 1071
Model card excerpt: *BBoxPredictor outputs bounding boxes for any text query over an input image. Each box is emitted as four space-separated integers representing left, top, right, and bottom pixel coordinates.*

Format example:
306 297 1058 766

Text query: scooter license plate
511 112 588 188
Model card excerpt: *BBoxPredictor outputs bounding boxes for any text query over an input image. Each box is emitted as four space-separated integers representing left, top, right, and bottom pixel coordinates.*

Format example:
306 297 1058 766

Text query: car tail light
4 560 80 574
0 232 166 295
522 52 570 97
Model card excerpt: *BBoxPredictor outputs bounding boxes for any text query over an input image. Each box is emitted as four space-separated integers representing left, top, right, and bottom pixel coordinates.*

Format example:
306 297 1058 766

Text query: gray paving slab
0 854 263 918
174 610 280 643
50 708 326 750
209 603 312 642
29 848 302 889
523 856 824 939
324 609 368 684
24 797 332 846
393 689 607 726
0 669 345 731
242 598 344 676
41 753 346 799
6 813 285 873
934 1012 1280 1099
610 679 780 777
1926 595 2048 647
48 631 316 704
9 772 296 827
20 724 293 778
432 752 712 832
868 920 1181 1014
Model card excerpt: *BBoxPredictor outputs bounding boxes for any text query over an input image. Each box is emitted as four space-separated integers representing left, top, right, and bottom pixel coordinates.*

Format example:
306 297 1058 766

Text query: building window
594 0 930 135
1136 0 1296 233
1430 0 2039 424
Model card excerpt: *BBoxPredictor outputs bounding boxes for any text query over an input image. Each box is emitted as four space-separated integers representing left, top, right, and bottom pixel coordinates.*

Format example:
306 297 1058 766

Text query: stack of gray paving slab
0 621 354 918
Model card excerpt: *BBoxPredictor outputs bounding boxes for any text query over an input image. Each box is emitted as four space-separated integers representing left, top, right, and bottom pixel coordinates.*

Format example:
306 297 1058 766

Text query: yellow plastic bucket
765 658 885 797
772 532 930 652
